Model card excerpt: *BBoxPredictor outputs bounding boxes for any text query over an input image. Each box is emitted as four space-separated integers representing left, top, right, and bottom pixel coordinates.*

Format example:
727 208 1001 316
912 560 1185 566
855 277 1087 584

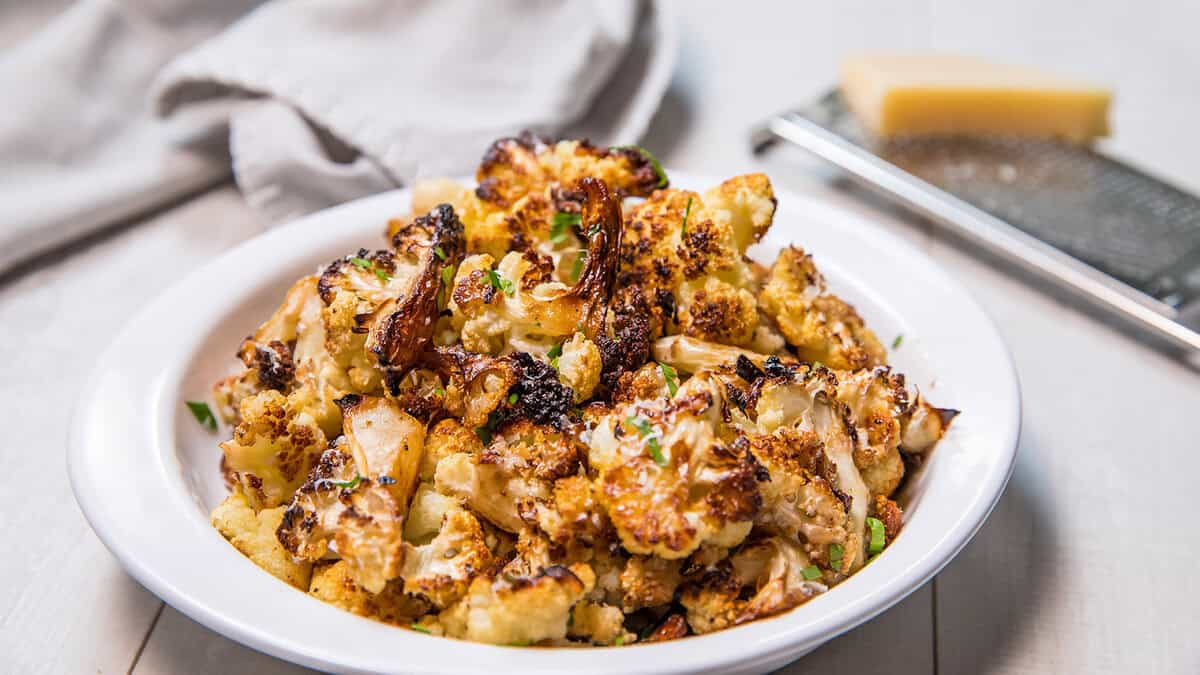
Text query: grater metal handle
754 111 1200 353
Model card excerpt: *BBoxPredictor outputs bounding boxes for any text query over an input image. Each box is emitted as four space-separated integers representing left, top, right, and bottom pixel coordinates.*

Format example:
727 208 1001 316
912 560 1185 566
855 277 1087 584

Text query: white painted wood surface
3 1 1198 673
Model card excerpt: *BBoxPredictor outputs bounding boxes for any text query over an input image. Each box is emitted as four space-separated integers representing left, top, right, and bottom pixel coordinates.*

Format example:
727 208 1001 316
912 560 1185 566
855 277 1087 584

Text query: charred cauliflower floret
450 177 620 356
211 491 312 590
900 392 959 453
308 560 431 625
616 175 775 347
436 418 583 534
404 482 458 543
439 564 595 645
220 390 328 510
835 367 909 498
276 396 425 593
681 537 826 634
759 246 886 370
400 506 492 608
588 372 761 559
752 366 871 572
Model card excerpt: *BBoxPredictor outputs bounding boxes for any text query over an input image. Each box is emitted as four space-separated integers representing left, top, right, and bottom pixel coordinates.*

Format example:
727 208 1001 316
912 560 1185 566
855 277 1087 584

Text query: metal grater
752 90 1200 352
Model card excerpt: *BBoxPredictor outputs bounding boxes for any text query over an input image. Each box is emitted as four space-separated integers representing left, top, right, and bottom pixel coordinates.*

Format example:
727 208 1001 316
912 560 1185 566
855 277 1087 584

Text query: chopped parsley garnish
680 196 694 235
350 255 389 281
658 362 679 397
434 387 445 397
611 145 668 188
613 636 625 646
547 341 564 369
892 334 904 349
486 269 515 296
801 565 822 581
507 392 519 405
866 516 886 555
186 401 217 432
828 543 844 570
570 250 587 282
551 212 581 244
441 265 455 288
331 475 362 490
626 416 667 466
433 246 446 261
410 623 432 634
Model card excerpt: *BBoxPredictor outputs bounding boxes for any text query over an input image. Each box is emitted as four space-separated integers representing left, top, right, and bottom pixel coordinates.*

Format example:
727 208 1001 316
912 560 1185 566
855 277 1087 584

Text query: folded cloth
0 0 674 273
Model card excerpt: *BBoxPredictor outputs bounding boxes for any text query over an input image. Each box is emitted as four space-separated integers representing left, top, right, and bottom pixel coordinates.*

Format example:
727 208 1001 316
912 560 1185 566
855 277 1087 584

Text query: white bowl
68 173 1020 675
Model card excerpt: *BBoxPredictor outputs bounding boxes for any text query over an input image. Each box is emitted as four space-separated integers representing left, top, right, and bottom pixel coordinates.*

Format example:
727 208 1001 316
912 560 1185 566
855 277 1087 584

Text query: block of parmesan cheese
841 53 1111 142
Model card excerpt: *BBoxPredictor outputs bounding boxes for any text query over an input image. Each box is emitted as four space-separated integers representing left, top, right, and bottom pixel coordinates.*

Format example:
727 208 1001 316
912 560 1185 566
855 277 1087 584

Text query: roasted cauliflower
202 134 955 647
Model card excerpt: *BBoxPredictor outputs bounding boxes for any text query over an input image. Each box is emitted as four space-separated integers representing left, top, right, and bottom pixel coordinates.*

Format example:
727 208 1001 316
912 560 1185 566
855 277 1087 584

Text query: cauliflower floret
211 491 311 590
420 419 483 481
836 367 909 498
277 394 428 596
615 175 774 347
555 333 601 401
213 275 318 426
436 419 582 534
220 390 328 510
900 392 959 453
753 366 872 572
403 482 458 543
400 506 492 608
680 537 825 634
759 246 886 370
677 276 759 346
588 372 761 558
620 555 682 611
450 177 621 356
308 560 430 625
439 564 595 645
568 600 631 645
703 173 777 252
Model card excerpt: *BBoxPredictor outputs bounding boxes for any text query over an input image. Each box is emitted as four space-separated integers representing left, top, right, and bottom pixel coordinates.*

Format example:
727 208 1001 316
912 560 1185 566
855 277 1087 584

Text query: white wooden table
3 2 1198 673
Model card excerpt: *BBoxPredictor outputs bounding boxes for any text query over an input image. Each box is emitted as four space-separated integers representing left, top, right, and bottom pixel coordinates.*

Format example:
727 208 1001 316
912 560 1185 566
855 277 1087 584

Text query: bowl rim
68 173 1020 675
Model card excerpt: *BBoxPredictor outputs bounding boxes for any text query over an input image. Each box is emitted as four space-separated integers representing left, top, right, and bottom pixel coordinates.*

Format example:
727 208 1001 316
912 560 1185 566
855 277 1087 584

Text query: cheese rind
841 53 1111 143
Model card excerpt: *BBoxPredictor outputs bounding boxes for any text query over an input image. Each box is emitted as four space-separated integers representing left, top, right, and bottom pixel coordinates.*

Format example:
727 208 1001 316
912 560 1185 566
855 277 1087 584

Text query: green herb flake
828 543 844 570
441 265 455 288
647 437 667 466
680 196 694 235
658 362 679 397
801 565 822 581
866 516 886 555
475 426 493 445
613 636 625 646
611 145 668 188
507 392 519 405
410 624 432 634
331 475 362 490
349 256 372 270
570 250 587 282
186 401 217 432
626 416 667 466
374 266 391 282
433 246 446 261
552 211 581 244
486 269 515 296
547 341 564 369
434 387 445 397
892 334 904 349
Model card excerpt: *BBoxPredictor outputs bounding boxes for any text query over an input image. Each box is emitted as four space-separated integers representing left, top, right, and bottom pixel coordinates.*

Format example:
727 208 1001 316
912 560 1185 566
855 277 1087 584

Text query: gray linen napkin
0 0 674 273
